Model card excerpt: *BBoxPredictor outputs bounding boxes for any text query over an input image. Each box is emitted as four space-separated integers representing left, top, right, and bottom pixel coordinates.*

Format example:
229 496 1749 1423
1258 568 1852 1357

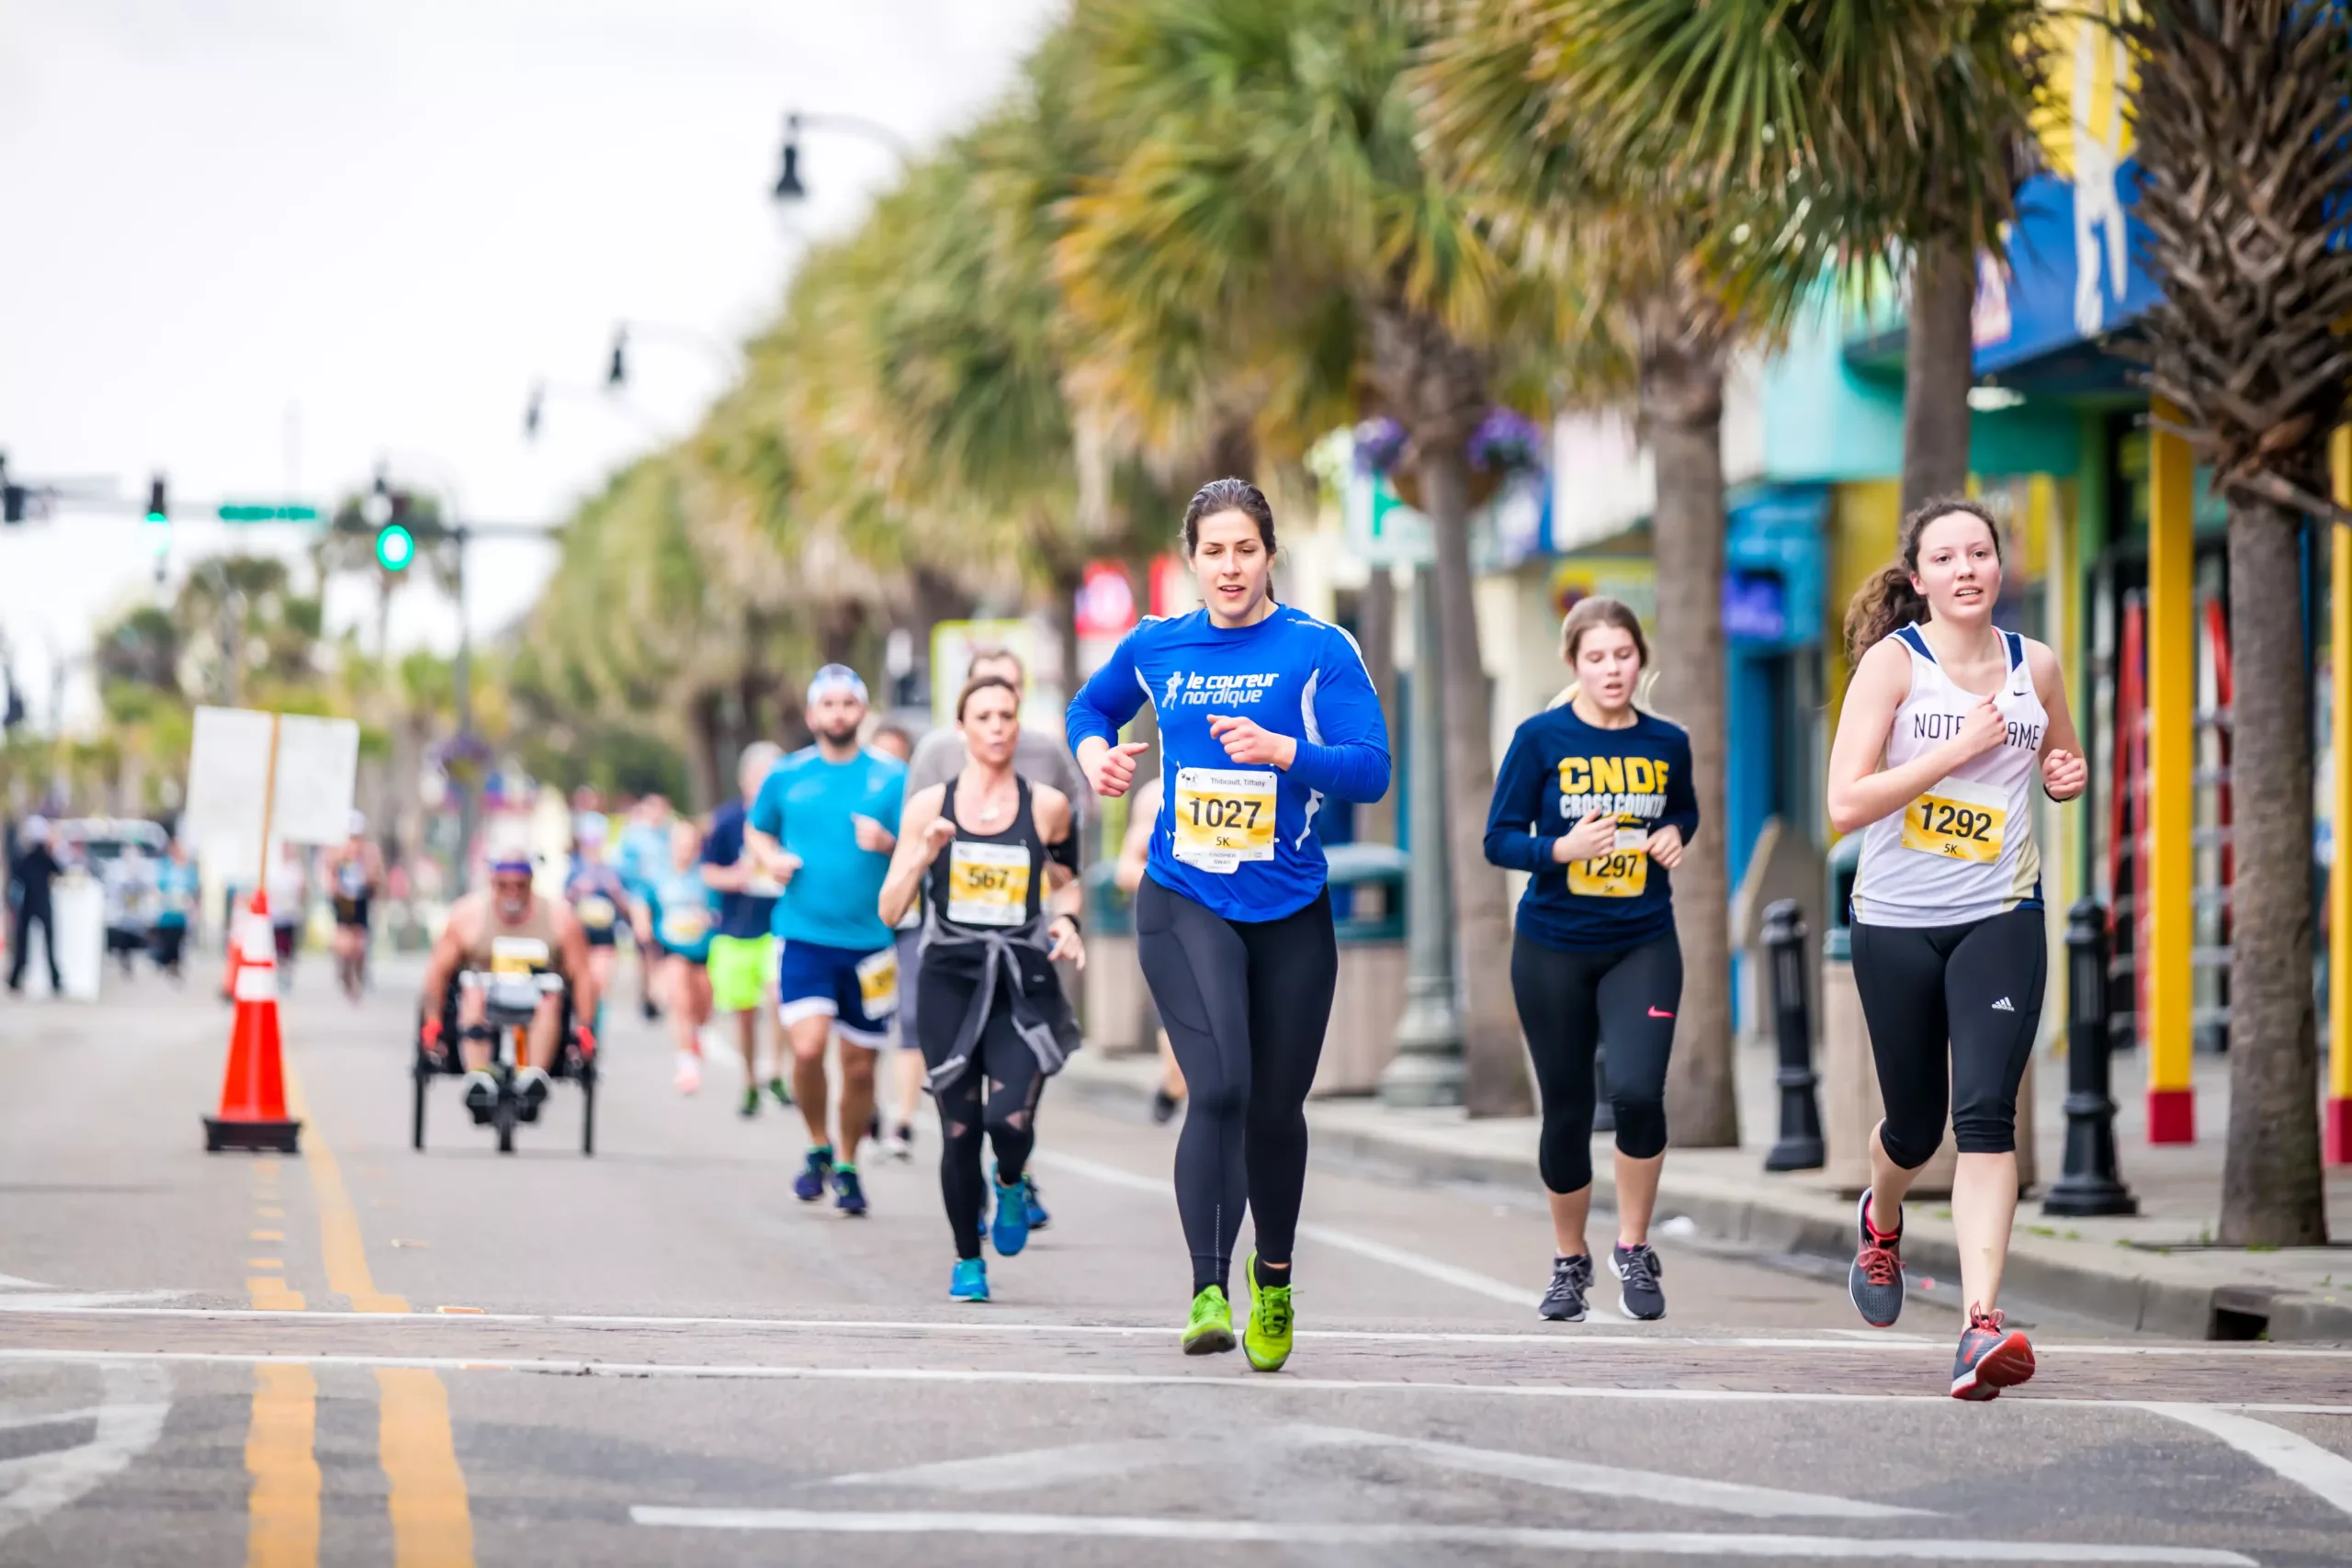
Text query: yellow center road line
281 1066 408 1314
244 1362 320 1568
252 1230 286 1241
378 1369 478 1565
250 1279 307 1311
281 1060 476 1567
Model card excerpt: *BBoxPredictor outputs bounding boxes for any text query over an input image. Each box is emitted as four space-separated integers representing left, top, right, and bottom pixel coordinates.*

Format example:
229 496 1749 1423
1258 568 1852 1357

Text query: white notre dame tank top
1851 625 2048 929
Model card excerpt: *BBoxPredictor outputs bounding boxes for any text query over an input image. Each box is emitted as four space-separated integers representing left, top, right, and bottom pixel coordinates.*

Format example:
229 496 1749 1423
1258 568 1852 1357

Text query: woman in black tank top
880 674 1085 1303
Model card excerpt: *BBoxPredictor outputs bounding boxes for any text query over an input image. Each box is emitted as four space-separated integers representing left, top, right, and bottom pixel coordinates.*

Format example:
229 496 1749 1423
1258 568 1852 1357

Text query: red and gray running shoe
1951 1306 2036 1401
1848 1190 1906 1328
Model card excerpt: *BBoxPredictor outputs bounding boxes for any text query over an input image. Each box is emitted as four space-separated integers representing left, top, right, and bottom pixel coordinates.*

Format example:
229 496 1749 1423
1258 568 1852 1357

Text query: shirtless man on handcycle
419 848 600 1115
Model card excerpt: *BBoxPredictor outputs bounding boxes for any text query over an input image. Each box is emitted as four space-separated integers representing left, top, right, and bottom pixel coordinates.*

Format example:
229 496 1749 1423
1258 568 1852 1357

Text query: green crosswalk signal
375 523 415 571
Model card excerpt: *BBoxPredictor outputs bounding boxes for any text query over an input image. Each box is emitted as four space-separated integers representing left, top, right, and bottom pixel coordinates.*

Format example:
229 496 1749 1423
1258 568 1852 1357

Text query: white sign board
185 706 360 870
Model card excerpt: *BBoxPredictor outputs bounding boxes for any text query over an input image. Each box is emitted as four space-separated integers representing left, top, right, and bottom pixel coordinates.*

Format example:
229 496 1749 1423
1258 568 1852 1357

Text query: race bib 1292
1901 776 2007 863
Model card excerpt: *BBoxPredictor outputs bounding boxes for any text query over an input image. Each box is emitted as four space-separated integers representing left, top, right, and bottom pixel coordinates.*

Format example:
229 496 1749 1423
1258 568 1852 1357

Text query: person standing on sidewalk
6 817 62 997
748 666 907 1217
1068 477 1390 1371
1483 598 1696 1325
704 742 787 1117
1827 496 2086 1402
879 673 1085 1303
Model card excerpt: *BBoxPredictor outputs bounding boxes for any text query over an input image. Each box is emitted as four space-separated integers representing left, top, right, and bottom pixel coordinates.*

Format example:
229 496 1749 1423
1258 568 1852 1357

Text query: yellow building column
2329 428 2352 1164
2145 403 2196 1143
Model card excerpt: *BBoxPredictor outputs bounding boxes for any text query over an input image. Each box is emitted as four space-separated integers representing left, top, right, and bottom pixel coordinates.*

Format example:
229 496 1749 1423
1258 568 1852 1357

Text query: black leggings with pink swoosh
1510 931 1681 1194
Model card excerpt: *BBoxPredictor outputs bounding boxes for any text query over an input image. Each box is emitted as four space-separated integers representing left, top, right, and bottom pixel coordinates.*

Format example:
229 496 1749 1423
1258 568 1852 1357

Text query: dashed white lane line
3 1348 2347 1416
2145 1404 2352 1520
1031 1148 1534 1306
832 1423 1932 1519
626 1508 2256 1563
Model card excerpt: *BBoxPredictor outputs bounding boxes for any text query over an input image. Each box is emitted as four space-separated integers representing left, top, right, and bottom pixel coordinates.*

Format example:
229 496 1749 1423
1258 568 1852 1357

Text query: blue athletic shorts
775 938 899 1047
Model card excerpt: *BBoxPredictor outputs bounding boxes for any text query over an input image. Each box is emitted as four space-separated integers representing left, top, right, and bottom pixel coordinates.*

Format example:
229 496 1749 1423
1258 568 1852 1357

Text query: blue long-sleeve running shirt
1484 704 1701 953
1068 604 1391 922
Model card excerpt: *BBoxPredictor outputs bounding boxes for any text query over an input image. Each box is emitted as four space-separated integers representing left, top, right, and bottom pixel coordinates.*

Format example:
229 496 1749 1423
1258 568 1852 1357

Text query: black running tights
1850 908 2046 1169
918 964 1044 1262
1135 875 1338 1296
1509 931 1681 1195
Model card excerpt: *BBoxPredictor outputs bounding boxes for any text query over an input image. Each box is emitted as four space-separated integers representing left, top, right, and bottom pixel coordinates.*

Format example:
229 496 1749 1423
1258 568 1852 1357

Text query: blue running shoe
832 1165 868 1216
1023 1173 1050 1231
793 1145 833 1203
989 1177 1030 1257
950 1258 989 1302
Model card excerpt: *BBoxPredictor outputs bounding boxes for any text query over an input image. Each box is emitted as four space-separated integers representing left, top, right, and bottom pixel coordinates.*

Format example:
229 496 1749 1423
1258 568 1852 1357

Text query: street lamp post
1379 565 1465 1107
770 110 914 204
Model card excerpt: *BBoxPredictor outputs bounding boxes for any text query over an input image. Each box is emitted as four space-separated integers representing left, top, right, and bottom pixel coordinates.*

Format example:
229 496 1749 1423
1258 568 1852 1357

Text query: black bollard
1762 898 1825 1171
2043 900 2138 1216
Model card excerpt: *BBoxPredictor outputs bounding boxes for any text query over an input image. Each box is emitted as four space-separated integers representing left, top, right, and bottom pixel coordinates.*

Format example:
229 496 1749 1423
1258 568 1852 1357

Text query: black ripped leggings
1135 875 1338 1297
917 960 1045 1261
1510 931 1680 1194
1851 908 2046 1169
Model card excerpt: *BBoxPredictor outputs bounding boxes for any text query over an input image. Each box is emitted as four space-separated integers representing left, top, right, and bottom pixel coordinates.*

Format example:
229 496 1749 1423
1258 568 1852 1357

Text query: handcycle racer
418 851 601 1125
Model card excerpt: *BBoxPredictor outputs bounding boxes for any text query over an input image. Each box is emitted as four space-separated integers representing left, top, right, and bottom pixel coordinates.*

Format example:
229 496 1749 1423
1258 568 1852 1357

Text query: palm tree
2121 0 2349 1247
1053 0 1566 1113
1541 1 2052 509
1419 0 1834 1142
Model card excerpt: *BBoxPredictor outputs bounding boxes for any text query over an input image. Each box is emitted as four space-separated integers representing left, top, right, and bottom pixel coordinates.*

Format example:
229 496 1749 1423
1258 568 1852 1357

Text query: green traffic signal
375 524 416 571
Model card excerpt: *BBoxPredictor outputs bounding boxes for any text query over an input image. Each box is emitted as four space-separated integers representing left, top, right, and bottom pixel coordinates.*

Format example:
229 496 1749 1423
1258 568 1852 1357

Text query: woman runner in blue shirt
1484 597 1697 1325
1068 478 1390 1370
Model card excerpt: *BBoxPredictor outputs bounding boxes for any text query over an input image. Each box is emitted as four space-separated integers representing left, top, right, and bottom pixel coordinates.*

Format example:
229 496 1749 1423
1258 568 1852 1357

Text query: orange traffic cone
204 892 303 1154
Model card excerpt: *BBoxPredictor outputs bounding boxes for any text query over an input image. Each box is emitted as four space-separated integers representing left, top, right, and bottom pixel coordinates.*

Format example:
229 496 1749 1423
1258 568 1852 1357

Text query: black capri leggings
916 958 1045 1262
1510 931 1680 1194
1135 874 1338 1297
1850 908 2046 1169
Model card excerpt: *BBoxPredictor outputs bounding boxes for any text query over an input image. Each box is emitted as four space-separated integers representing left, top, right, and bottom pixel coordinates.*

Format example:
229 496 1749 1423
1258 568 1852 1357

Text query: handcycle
412 966 598 1156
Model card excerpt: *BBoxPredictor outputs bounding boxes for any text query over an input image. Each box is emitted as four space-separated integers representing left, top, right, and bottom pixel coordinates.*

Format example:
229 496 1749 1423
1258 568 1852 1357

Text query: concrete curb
1057 1056 2352 1343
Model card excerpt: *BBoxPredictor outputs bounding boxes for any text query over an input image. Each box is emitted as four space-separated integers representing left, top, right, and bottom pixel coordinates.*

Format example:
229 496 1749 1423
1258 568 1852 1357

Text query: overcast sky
0 0 1061 727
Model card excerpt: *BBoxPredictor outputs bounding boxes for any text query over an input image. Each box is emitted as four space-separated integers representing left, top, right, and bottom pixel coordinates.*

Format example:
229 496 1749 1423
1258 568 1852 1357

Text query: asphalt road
2 953 2348 1567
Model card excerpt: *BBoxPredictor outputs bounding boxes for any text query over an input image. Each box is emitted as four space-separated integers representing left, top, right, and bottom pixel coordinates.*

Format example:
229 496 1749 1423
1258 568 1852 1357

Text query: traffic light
375 491 414 571
143 474 169 576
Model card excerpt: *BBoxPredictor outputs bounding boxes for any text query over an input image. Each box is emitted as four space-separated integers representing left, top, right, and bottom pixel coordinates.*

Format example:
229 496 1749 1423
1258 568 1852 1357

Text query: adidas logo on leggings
1991 997 2014 1012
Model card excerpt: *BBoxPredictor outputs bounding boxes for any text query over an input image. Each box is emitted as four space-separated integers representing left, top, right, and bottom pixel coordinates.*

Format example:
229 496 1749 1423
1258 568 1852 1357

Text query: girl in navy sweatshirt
1484 597 1697 1325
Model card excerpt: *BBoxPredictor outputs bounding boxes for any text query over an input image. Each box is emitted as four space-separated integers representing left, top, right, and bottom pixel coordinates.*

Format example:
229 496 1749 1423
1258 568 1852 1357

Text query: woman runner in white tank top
1826 497 2087 1402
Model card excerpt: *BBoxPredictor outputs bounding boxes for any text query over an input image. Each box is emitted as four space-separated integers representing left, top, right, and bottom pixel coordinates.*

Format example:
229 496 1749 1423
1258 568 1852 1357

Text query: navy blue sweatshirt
1483 704 1700 953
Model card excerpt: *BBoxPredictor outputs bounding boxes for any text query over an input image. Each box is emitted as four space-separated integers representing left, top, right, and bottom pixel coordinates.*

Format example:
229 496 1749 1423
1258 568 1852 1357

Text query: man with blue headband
747 665 907 1217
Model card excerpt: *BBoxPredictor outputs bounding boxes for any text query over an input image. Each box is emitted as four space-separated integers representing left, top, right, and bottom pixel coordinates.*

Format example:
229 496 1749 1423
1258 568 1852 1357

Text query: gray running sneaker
1538 1255 1592 1323
1848 1190 1906 1328
1610 1243 1666 1321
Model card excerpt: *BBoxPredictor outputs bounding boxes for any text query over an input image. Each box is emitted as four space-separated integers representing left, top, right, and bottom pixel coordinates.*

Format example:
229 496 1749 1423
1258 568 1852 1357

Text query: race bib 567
947 840 1030 927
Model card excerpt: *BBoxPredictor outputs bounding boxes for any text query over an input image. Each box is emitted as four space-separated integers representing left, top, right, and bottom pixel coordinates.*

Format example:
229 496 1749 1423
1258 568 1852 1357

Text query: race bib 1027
1171 766 1278 874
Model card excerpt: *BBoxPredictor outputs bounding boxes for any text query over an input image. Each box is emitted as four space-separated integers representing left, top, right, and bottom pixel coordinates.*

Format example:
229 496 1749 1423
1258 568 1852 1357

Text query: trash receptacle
1081 860 1148 1055
1310 843 1408 1095
1819 837 2035 1198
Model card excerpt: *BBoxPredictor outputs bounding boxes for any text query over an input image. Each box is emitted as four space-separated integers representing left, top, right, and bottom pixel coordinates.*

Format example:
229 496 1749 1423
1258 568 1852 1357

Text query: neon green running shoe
1242 1251 1294 1372
1182 1284 1236 1356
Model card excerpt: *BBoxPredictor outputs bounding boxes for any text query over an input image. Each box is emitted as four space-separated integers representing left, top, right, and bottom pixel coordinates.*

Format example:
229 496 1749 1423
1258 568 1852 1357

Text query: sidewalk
1061 1039 2352 1341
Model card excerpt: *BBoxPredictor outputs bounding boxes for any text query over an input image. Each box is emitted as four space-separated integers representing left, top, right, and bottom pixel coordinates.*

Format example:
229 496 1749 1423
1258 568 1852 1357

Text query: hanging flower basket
432 729 494 790
1356 409 1542 514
